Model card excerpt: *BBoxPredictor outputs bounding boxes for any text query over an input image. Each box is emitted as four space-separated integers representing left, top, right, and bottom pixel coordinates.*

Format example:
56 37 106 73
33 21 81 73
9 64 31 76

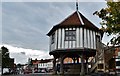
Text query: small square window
51 33 55 44
65 30 76 41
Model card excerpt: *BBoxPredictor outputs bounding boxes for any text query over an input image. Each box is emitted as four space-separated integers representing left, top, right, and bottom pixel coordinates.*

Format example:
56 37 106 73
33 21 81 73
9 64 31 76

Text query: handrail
90 60 98 73
89 42 120 73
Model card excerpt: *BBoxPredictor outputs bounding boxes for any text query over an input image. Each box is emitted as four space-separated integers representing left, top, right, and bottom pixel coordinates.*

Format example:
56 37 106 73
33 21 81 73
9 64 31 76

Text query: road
2 73 54 76
1 73 81 76
2 72 119 76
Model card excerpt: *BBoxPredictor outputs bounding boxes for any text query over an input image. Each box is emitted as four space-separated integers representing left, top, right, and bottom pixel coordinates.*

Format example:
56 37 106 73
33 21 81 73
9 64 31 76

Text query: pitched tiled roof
32 59 53 64
58 11 83 26
47 11 103 36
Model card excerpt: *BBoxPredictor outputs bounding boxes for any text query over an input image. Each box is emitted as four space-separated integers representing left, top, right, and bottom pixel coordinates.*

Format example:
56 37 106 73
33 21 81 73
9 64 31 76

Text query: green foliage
94 2 120 46
1 46 10 58
2 58 14 68
1 46 14 68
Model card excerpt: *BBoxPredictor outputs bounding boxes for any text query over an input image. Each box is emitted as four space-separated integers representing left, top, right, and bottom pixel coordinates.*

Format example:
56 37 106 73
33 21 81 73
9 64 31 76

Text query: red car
24 69 32 74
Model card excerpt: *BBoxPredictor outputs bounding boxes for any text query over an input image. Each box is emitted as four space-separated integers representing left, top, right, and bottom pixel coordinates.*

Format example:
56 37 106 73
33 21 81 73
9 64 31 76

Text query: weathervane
76 0 79 11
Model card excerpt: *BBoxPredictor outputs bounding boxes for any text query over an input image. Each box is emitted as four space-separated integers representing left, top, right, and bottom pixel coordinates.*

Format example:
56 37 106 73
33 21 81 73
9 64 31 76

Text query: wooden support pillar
77 57 79 63
80 54 85 76
60 55 64 75
53 57 57 74
73 57 76 63
86 57 89 74
1 67 3 75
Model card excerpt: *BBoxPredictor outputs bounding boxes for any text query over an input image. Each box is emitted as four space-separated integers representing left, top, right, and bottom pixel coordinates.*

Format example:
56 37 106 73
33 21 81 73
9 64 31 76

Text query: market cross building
47 4 103 75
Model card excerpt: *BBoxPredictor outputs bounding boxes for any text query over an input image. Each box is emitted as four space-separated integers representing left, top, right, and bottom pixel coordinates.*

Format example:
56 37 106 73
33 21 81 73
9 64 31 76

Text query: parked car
24 69 32 74
41 69 46 73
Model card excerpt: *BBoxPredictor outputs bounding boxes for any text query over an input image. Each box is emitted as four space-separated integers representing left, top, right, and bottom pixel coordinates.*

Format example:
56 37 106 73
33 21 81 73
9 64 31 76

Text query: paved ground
1 73 81 76
1 73 119 76
2 73 53 76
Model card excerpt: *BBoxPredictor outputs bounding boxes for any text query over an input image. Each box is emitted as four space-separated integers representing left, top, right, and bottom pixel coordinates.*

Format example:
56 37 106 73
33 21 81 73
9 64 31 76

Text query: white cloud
2 2 112 63
2 2 107 50
1 2 114 65
0 44 53 64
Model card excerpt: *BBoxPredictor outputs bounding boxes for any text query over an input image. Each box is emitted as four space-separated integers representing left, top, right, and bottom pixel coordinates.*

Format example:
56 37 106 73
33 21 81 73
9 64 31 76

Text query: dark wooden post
80 54 85 76
53 57 57 74
77 57 79 63
1 67 3 75
60 55 64 75
73 57 76 63
86 57 89 74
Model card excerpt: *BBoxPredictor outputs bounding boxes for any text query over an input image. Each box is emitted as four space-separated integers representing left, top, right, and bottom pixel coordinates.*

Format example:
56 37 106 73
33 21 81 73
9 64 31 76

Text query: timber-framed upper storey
47 11 103 54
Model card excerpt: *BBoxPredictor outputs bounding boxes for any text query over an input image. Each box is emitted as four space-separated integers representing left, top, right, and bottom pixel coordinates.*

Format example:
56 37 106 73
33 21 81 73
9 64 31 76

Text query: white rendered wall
49 27 101 51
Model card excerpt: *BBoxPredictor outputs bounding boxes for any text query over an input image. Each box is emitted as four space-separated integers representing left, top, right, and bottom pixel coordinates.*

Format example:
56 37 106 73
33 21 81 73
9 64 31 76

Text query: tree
1 46 10 74
93 2 120 46
1 46 10 58
1 46 14 75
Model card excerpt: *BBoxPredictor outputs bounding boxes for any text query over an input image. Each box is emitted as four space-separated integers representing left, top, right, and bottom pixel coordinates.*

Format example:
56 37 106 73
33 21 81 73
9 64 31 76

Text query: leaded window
65 30 76 41
51 33 55 44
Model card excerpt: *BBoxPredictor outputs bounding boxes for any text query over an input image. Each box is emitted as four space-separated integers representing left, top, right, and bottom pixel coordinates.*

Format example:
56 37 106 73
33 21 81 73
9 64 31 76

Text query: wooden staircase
89 43 115 73
89 43 106 73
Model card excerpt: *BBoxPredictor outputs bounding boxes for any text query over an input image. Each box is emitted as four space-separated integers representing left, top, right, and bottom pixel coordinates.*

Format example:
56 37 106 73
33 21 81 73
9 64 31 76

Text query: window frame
51 33 55 44
65 30 76 41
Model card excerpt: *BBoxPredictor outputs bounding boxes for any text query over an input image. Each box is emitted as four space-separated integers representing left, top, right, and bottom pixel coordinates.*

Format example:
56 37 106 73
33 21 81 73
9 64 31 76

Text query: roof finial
76 0 79 11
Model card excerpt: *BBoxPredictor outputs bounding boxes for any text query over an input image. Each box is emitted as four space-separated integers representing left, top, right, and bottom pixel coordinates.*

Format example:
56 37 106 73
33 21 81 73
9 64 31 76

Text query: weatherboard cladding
47 11 101 36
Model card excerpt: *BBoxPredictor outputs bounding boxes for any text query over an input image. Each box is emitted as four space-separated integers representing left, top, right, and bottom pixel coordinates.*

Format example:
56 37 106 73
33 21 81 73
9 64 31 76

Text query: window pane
65 31 69 35
69 31 72 35
65 36 69 40
72 36 76 40
69 36 72 40
51 33 55 44
72 31 76 35
116 61 120 66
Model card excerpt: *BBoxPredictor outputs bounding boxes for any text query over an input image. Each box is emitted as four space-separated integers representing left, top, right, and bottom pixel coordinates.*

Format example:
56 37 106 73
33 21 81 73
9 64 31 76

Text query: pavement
1 73 53 76
1 73 120 76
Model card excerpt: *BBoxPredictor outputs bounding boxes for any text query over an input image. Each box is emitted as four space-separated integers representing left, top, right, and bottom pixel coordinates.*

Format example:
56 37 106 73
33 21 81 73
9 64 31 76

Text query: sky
1 1 113 64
